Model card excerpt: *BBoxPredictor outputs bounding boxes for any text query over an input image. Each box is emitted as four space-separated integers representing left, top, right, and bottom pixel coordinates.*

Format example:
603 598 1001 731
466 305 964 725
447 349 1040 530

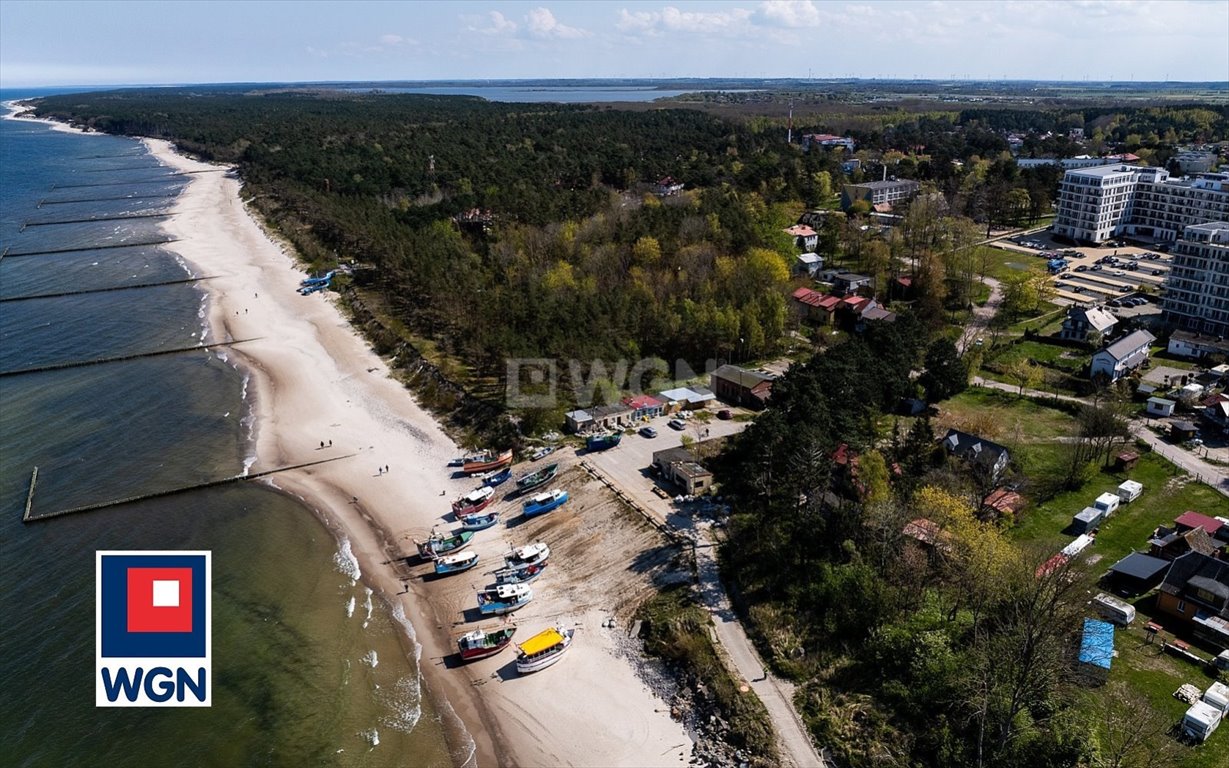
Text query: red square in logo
127 568 193 633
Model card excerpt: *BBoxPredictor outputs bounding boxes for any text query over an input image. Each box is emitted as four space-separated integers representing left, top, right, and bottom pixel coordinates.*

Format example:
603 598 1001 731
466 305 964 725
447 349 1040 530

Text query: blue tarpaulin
1079 618 1114 670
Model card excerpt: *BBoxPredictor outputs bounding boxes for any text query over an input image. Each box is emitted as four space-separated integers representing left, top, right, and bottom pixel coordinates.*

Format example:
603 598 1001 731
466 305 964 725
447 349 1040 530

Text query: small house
982 488 1025 518
791 287 841 325
1156 552 1229 649
1174 511 1226 540
1090 329 1156 383
1146 397 1176 417
1105 552 1171 595
795 252 824 277
1170 420 1200 442
589 402 632 430
710 365 775 409
621 394 665 421
1149 526 1219 561
1167 330 1229 360
1060 305 1118 342
783 224 819 251
1204 400 1229 436
564 409 594 434
831 272 872 295
941 429 1011 481
652 446 714 495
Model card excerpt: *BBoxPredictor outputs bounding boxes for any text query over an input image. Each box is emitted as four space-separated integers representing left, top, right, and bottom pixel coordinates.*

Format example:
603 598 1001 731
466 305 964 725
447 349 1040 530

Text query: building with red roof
1174 511 1225 539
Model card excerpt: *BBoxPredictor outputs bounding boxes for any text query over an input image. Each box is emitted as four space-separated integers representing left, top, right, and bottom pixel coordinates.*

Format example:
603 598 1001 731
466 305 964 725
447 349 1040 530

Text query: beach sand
142 138 695 767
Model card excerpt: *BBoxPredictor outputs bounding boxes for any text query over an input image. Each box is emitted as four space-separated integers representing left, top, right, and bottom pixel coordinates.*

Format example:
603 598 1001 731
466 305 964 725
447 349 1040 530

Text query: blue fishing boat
460 510 500 531
434 550 480 576
494 561 548 585
515 462 558 494
477 583 533 616
484 468 512 487
586 432 621 451
523 489 568 518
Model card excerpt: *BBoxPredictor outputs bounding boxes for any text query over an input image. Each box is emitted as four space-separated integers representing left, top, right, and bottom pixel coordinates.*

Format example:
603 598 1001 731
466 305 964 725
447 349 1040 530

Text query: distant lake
337 85 754 103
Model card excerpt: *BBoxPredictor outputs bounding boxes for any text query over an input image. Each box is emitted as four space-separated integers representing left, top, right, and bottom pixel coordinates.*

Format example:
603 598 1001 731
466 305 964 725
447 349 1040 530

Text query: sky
1 0 1226 87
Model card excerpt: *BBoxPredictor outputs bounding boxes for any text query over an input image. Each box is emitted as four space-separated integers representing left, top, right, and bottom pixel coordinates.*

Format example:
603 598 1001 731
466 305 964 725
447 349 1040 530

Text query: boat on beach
460 510 499 531
515 462 558 494
476 583 533 616
462 449 513 475
452 486 495 517
515 626 574 674
484 468 512 487
494 561 548 585
457 625 518 662
522 488 569 518
585 432 622 451
530 445 557 461
416 530 475 561
434 550 480 576
504 541 550 569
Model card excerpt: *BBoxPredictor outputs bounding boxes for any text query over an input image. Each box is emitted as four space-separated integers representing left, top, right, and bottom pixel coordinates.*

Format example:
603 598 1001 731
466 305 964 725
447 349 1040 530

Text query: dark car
1152 269 1164 276
640 426 658 438
1075 265 1088 272
717 409 733 420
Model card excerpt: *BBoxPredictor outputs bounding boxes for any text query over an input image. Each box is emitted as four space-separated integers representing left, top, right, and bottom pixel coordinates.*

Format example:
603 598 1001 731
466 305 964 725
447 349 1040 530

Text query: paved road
583 415 826 766
693 526 827 768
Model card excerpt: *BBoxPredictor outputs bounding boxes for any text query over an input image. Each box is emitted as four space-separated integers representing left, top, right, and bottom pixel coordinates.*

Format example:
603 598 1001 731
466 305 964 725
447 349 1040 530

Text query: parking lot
992 232 1172 310
582 408 751 530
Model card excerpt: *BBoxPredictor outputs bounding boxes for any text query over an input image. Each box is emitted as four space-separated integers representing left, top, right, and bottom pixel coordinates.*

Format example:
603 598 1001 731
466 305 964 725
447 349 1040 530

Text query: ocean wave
345 596 356 619
378 674 422 734
333 538 361 583
362 649 378 668
362 588 373 628
362 729 380 748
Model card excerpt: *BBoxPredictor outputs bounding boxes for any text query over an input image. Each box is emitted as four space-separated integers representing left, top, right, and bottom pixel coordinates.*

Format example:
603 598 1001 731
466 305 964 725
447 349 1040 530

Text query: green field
935 387 1079 444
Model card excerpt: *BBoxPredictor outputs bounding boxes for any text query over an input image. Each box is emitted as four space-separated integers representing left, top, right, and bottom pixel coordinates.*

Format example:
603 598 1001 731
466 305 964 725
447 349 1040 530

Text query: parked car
1108 299 1123 307
717 409 732 420
640 426 658 438
1151 269 1164 276
1075 265 1088 272
1091 264 1102 271
667 419 686 431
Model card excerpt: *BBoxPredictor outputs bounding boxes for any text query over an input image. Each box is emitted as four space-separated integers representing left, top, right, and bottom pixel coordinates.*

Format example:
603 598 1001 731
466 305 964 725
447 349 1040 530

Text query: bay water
0 104 456 767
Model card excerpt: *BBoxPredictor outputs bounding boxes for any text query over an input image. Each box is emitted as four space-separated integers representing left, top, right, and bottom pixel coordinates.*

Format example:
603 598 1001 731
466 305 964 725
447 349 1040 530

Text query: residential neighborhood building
941 428 1011 481
653 176 684 196
801 133 856 152
622 394 665 421
831 272 873 295
1162 222 1229 337
1104 552 1171 595
1053 165 1229 245
710 364 776 409
791 287 841 324
652 446 714 495
1167 329 1229 360
564 408 593 434
1156 552 1229 650
794 252 824 277
783 224 819 251
841 179 921 210
1090 329 1157 382
657 386 715 410
1059 305 1118 342
1173 150 1218 175
1149 526 1220 561
1146 397 1176 417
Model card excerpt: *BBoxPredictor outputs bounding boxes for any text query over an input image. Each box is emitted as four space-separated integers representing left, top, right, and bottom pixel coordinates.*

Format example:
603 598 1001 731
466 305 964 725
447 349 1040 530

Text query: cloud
525 7 589 39
755 0 823 28
464 10 519 35
617 6 755 37
379 34 405 46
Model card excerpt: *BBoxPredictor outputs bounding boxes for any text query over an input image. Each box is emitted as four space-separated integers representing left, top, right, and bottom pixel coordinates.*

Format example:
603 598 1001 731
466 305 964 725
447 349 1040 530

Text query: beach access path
144 137 695 768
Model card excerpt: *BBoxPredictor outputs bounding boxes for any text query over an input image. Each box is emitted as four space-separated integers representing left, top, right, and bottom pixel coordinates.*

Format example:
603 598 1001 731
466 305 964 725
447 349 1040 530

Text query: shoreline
137 136 695 767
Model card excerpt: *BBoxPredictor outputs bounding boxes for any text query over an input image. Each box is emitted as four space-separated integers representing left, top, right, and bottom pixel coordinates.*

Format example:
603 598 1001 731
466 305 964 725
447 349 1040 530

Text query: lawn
934 387 1079 444
979 245 1043 282
988 339 1089 374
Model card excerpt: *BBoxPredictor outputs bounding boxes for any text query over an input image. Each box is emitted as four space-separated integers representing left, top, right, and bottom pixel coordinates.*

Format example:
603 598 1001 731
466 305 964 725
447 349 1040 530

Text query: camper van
1204 682 1229 715
1093 492 1120 516
1091 593 1136 626
1183 701 1222 742
1116 480 1143 504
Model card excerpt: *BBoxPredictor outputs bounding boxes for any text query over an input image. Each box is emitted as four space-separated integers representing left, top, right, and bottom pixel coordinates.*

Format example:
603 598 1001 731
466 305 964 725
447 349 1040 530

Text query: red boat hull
452 495 494 517
462 450 513 475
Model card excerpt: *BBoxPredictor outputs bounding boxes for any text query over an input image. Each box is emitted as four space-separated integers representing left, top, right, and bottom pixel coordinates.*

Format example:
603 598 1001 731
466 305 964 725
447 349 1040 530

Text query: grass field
934 387 1079 444
988 338 1090 374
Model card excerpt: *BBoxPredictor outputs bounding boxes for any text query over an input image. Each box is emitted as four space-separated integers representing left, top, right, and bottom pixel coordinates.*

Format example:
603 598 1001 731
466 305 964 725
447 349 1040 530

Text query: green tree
920 339 970 402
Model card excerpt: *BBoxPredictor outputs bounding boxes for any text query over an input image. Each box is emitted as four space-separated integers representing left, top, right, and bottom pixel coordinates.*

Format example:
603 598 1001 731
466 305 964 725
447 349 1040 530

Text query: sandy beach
136 137 694 767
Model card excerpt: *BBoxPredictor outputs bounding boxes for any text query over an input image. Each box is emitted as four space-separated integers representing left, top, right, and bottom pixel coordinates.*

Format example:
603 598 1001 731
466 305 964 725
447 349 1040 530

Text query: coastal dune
144 138 694 767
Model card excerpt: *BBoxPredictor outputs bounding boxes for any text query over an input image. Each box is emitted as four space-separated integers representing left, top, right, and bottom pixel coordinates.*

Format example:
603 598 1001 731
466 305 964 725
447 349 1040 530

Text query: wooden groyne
38 192 180 207
77 166 172 174
0 275 217 303
22 212 173 229
1 238 180 258
23 454 356 523
0 337 261 377
50 178 181 190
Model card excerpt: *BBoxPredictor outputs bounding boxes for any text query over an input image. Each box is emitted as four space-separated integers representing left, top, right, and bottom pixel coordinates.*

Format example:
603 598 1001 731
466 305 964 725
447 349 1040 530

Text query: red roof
792 287 841 311
983 488 1024 515
1036 553 1068 578
841 295 870 311
622 394 661 410
894 276 914 287
784 224 817 237
1175 511 1223 536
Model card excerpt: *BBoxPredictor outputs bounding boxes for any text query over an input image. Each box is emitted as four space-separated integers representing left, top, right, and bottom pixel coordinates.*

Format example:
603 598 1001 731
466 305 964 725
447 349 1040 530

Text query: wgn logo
96 551 211 707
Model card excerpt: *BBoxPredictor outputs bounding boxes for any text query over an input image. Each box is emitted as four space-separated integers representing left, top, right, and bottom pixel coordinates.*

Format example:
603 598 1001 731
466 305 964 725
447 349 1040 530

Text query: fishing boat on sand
585 433 621 451
504 541 550 569
434 550 480 576
484 468 512 487
416 530 474 561
515 462 559 494
457 626 518 662
494 561 548 585
462 449 513 475
460 510 499 531
522 488 569 518
515 626 574 674
476 583 532 616
452 486 495 517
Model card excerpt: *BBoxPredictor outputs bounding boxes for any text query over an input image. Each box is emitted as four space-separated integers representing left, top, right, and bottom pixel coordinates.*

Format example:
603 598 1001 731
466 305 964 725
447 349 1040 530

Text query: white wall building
1090 329 1156 382
1163 222 1229 337
1053 167 1229 245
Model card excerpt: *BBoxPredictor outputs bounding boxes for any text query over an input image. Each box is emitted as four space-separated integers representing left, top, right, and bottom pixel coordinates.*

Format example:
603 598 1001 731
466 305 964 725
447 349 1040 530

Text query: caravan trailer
1091 593 1136 626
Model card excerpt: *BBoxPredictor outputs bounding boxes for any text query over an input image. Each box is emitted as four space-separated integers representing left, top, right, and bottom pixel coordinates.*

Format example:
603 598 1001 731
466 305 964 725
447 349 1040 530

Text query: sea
0 94 458 767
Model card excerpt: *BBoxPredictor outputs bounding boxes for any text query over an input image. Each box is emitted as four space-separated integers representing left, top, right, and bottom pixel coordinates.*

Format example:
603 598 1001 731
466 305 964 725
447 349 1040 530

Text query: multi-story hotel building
1052 166 1229 245
1163 222 1229 337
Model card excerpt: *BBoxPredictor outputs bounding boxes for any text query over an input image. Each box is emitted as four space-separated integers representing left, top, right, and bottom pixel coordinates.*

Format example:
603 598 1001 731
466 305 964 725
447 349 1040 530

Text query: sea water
0 105 456 766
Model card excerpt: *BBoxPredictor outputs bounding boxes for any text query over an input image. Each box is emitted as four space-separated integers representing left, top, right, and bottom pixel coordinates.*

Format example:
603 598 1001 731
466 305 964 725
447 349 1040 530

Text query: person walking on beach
320 441 324 449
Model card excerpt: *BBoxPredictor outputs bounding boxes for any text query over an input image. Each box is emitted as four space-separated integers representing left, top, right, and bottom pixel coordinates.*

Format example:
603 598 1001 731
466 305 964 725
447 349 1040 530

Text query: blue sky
1 1 1226 86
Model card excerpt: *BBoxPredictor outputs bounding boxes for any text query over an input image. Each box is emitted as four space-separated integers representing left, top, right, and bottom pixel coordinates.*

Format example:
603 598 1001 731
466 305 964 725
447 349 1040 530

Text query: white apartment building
1053 166 1229 245
1163 222 1229 337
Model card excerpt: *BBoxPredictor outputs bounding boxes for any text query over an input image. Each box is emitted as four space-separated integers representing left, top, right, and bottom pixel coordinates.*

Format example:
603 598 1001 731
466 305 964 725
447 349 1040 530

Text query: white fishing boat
515 626 574 674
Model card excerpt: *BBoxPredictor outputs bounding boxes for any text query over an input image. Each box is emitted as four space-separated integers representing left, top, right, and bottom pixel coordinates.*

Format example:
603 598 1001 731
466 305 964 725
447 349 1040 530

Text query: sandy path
143 138 693 767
